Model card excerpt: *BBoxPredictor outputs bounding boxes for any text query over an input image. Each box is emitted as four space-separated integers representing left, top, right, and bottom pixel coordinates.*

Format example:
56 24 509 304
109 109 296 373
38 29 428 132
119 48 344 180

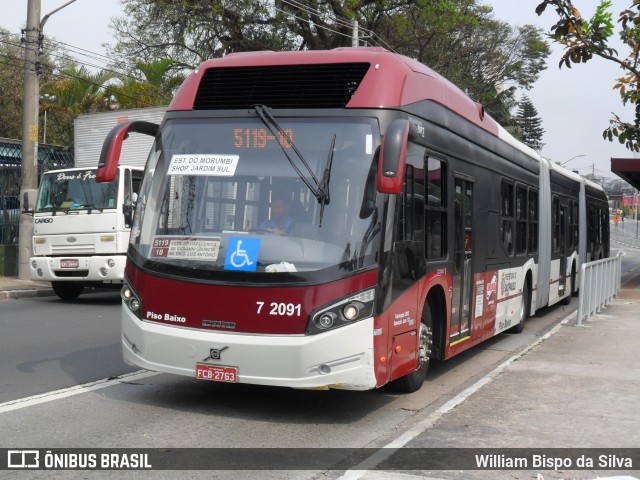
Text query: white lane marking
0 370 158 414
338 311 576 480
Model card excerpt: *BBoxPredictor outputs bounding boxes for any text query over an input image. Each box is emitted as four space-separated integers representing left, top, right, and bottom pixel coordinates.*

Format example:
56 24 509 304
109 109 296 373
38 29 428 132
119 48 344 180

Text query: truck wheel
52 281 84 300
391 303 433 393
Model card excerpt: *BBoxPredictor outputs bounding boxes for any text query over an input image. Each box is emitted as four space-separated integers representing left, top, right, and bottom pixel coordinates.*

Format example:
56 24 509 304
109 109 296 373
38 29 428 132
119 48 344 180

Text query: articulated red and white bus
97 48 609 392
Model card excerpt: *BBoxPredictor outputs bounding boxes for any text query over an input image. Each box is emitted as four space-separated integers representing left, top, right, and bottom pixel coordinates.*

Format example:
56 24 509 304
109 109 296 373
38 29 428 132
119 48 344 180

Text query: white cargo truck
29 107 166 299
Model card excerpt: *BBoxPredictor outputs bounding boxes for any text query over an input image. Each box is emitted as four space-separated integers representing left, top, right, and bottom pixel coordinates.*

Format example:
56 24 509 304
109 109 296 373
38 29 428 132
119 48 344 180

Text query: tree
0 29 24 140
110 59 185 109
40 65 117 146
0 28 64 141
379 0 550 124
107 0 550 126
514 96 545 150
536 0 640 151
109 0 293 69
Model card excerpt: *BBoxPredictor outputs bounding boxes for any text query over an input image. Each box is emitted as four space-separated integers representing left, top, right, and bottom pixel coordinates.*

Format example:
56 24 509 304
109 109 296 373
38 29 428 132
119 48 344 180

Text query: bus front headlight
121 282 142 319
307 289 374 335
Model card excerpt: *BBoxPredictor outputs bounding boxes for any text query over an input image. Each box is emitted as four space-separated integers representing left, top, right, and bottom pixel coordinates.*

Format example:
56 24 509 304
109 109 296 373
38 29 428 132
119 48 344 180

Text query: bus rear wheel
391 304 433 393
560 266 575 305
509 284 530 334
52 281 84 300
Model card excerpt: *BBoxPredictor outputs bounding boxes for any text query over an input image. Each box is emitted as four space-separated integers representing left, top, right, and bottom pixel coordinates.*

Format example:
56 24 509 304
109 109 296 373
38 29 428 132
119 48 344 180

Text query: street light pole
40 93 56 144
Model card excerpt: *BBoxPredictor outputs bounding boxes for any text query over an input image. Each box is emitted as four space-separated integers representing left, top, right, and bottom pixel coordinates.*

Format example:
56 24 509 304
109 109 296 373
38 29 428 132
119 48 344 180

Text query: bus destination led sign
234 128 294 149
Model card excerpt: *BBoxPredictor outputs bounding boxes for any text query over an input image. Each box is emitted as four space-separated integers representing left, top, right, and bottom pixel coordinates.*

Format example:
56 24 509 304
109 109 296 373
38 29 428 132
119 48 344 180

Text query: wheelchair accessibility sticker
225 237 261 271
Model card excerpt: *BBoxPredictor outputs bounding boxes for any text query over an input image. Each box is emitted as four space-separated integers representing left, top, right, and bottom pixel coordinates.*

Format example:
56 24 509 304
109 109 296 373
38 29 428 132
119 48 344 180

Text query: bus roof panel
168 48 500 137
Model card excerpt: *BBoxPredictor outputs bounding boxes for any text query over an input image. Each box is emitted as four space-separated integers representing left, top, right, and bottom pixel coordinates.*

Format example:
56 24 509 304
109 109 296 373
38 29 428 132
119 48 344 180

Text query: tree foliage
109 59 185 109
514 95 546 150
0 29 24 140
0 1 552 145
536 0 640 151
40 65 118 146
0 28 65 143
379 0 550 123
108 0 550 124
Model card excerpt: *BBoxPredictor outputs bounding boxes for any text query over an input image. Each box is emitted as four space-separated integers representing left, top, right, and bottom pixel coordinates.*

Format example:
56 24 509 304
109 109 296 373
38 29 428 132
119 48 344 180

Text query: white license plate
195 364 237 383
60 259 79 269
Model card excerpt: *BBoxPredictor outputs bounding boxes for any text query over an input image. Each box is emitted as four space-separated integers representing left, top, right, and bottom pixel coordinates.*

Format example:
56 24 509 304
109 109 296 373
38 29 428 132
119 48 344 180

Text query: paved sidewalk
0 276 54 300
350 293 640 480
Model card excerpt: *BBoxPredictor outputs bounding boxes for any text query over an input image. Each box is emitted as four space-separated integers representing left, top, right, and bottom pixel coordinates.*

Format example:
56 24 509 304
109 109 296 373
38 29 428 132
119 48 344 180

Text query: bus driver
259 197 296 236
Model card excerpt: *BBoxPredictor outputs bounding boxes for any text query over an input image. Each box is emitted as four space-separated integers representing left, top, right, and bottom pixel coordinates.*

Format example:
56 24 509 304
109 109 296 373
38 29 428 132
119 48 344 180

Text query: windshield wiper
318 134 335 226
252 105 328 204
76 204 104 213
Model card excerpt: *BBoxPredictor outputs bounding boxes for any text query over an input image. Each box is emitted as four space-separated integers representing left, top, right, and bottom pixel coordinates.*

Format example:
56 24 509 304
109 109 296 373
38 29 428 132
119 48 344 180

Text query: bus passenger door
558 205 568 295
450 177 474 345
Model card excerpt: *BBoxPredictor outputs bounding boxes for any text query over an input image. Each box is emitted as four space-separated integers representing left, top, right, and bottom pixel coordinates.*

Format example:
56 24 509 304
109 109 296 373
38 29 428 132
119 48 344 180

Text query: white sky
1 0 636 179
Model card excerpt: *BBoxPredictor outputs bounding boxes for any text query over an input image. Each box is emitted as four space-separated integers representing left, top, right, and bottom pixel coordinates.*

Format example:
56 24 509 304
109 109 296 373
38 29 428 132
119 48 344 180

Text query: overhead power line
0 43 152 107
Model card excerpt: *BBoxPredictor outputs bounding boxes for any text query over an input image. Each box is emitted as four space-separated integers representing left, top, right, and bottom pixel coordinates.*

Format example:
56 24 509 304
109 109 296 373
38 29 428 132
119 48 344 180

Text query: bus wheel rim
418 322 432 366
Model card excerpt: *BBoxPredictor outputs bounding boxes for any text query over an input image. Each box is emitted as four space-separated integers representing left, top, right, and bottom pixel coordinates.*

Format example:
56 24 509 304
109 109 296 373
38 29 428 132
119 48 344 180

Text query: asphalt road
0 286 573 480
617 243 640 288
0 291 136 404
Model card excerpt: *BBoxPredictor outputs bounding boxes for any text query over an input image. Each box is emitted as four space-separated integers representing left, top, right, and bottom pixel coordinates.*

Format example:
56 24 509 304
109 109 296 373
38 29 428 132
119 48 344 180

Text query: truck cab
30 165 143 299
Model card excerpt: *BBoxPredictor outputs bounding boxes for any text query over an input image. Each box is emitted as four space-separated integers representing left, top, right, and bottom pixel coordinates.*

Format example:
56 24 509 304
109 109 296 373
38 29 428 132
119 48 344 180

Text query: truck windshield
130 116 382 279
36 169 120 211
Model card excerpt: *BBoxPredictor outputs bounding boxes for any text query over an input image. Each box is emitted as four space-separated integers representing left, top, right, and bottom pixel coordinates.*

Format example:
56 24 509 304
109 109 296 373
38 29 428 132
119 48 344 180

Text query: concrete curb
0 288 56 300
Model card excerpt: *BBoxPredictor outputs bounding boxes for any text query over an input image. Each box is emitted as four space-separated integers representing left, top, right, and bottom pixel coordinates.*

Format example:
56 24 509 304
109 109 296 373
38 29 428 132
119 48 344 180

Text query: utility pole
352 19 358 47
18 0 41 280
18 0 77 280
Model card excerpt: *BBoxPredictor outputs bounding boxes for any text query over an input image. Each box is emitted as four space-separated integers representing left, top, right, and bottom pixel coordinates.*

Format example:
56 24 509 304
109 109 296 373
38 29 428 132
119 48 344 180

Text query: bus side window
425 157 446 259
515 185 527 254
552 196 560 253
397 142 427 245
501 180 514 255
528 189 538 254
398 165 416 242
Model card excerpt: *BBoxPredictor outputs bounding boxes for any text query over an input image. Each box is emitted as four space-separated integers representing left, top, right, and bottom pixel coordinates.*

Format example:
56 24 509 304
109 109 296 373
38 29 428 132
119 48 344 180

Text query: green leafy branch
536 0 640 151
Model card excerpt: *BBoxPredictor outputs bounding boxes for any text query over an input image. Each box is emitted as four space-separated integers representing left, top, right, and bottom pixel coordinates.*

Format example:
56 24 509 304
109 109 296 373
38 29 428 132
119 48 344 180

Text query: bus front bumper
121 309 378 391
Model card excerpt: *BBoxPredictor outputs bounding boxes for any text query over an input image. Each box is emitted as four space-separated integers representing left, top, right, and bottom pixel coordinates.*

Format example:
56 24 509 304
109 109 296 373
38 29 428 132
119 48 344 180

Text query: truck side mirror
123 192 138 227
377 119 410 194
97 121 159 183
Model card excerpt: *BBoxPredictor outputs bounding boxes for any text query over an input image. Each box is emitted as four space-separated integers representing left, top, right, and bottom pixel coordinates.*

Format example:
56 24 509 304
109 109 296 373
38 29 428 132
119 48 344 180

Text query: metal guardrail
576 252 622 326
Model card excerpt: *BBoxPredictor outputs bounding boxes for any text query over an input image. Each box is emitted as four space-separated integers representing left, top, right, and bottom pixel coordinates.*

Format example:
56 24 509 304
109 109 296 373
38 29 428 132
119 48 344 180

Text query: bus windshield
36 169 120 212
130 116 382 279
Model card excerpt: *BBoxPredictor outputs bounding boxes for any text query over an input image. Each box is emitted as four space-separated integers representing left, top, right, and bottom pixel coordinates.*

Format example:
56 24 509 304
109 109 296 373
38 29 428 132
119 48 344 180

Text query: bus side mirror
96 121 159 183
377 119 410 194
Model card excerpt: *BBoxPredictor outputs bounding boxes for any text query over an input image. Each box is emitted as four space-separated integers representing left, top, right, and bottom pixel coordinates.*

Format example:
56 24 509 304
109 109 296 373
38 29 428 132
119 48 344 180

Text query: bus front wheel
391 303 433 393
